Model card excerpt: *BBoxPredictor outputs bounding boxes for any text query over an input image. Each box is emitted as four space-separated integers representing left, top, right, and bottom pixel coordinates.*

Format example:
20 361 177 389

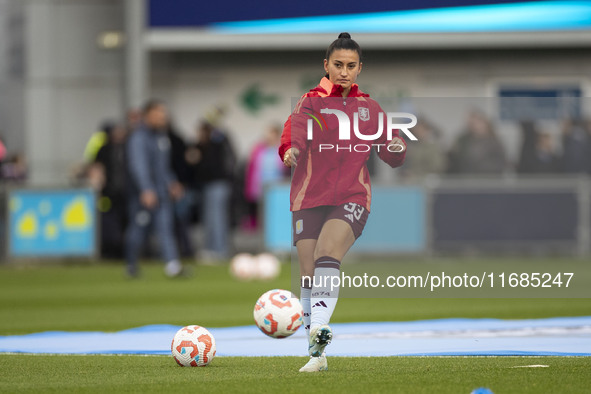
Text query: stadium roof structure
145 1 591 51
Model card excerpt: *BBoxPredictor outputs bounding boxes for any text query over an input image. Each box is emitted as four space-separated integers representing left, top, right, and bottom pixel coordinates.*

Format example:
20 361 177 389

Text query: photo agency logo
305 107 418 152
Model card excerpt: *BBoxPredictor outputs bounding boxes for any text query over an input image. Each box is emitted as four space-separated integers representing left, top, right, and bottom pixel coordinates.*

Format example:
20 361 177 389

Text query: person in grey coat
447 110 506 175
125 100 184 277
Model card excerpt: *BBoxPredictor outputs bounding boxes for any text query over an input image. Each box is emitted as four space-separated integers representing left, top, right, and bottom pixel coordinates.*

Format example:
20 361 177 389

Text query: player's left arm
373 102 407 168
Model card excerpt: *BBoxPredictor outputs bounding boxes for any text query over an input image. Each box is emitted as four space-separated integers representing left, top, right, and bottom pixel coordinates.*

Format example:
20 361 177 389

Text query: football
171 325 216 367
253 289 303 338
254 253 281 280
230 253 257 281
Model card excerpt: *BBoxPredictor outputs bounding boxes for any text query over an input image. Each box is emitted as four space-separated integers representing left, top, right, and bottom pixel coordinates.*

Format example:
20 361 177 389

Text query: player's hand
140 190 158 209
283 147 300 167
388 137 406 153
169 181 184 201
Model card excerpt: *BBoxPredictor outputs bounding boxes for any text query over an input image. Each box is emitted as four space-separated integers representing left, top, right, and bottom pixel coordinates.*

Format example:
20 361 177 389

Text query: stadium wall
0 0 125 185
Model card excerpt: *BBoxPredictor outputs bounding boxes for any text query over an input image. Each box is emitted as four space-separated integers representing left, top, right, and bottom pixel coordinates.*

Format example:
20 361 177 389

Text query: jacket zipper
333 97 347 204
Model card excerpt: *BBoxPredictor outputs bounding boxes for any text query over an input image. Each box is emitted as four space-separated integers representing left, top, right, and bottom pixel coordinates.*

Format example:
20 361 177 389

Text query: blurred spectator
125 100 185 277
448 110 506 174
203 105 227 129
186 120 236 262
82 162 105 191
0 135 6 162
83 120 113 163
1 153 28 182
126 108 141 131
399 117 446 181
243 124 288 230
517 122 560 174
561 118 591 174
95 123 128 258
167 123 195 258
0 132 27 182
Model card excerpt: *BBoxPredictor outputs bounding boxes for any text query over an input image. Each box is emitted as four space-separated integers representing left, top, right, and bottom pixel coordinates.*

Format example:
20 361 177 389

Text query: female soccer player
279 33 407 372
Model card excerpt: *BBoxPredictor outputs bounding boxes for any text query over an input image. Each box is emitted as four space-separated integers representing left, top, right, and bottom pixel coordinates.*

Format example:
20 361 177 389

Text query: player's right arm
279 95 310 167
280 117 300 167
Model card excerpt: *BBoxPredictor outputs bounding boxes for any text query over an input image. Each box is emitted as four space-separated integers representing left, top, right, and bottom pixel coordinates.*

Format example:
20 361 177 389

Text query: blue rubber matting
1 317 590 356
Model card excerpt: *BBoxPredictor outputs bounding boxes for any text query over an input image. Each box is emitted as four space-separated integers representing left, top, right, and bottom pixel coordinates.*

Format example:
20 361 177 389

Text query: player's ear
323 59 329 74
358 62 363 75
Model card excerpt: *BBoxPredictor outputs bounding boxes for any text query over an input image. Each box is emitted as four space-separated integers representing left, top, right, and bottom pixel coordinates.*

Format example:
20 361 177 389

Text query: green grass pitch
0 259 590 393
1 355 590 393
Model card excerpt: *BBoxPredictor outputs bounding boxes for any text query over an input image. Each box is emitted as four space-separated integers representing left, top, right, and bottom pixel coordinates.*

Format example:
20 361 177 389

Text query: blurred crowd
74 101 287 264
399 110 591 180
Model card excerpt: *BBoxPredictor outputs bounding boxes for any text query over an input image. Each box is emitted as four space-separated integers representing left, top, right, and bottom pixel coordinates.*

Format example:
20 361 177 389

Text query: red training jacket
279 77 406 212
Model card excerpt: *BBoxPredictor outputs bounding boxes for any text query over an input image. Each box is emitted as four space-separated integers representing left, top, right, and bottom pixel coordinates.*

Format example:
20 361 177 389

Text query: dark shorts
292 203 370 246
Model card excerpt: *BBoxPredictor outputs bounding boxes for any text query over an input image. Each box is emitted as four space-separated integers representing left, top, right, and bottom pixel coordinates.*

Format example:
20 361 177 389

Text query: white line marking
511 365 550 368
337 326 591 339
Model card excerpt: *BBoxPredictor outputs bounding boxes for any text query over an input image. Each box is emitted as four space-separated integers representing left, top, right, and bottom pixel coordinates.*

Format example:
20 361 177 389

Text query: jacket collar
313 77 367 98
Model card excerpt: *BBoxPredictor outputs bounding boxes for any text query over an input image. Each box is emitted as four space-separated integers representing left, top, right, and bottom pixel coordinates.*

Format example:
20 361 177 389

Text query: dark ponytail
325 32 362 61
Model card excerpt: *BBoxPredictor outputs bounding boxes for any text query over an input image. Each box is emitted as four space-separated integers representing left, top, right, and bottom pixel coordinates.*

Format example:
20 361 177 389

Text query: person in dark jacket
167 124 195 258
125 100 184 277
186 120 236 262
95 122 128 258
448 110 506 175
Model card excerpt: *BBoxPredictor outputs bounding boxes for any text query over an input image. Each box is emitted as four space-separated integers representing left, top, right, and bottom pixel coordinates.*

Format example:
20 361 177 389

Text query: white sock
310 256 340 330
300 286 312 335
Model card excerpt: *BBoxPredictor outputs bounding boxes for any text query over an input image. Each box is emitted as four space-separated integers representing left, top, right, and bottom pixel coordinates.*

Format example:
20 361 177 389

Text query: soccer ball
171 325 216 367
230 253 257 281
253 289 303 338
254 253 281 280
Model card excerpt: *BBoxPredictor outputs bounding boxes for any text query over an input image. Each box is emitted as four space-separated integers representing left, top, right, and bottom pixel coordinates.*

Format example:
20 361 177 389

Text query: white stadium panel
145 30 591 52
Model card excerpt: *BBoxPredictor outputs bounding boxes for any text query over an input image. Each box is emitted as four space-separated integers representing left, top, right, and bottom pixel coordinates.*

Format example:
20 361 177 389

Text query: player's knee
313 244 338 262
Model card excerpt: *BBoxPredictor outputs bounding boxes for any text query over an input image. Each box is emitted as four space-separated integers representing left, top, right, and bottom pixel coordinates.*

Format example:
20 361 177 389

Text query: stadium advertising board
7 188 97 257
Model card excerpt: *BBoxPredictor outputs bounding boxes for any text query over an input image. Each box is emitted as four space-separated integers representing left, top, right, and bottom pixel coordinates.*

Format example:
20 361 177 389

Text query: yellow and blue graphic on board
8 189 96 257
